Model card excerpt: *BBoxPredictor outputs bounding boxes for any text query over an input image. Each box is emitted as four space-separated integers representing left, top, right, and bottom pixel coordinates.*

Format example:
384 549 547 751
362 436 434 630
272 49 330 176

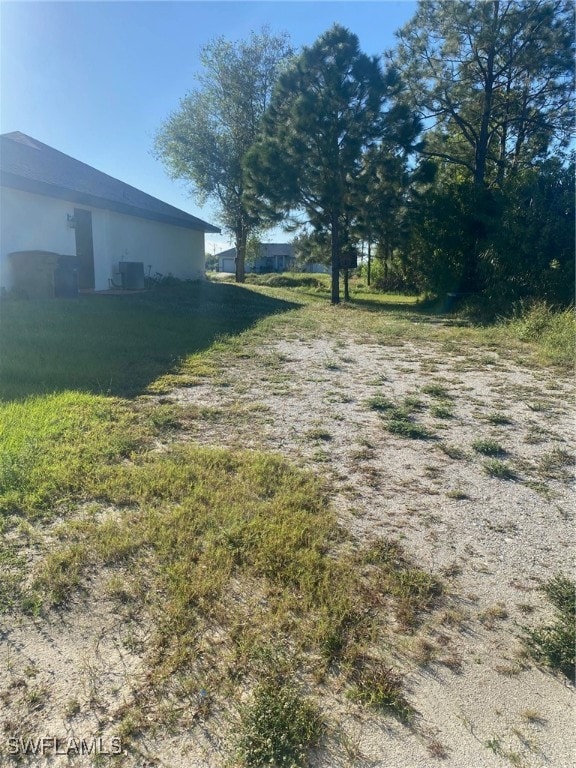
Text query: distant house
217 243 295 274
0 132 219 295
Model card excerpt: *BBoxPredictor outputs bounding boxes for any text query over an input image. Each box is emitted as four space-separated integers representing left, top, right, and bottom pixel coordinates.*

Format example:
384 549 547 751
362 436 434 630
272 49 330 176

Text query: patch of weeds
306 427 332 442
538 447 573 480
365 395 395 412
524 426 550 445
521 709 547 725
364 538 442 628
527 401 547 412
33 543 88 607
348 658 413 721
237 678 323 768
24 684 49 712
479 603 508 629
324 359 341 371
351 445 375 461
426 738 448 759
431 404 454 419
386 419 434 440
446 489 469 500
495 662 525 677
144 402 181 432
422 382 452 399
105 573 136 604
116 706 145 740
311 448 331 462
64 698 81 718
440 562 462 579
409 636 438 666
483 459 517 480
485 411 513 426
0 543 26 613
438 443 467 460
403 395 426 411
472 439 506 456
517 603 535 615
485 736 504 756
524 480 554 498
524 575 575 679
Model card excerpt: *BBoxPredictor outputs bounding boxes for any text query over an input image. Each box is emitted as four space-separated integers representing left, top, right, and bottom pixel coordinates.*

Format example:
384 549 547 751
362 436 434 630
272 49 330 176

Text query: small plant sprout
483 459 517 480
472 439 506 456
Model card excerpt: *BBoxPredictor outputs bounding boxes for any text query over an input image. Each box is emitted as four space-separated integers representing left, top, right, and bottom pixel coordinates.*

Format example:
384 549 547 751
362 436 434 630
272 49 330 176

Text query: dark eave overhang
0 171 221 234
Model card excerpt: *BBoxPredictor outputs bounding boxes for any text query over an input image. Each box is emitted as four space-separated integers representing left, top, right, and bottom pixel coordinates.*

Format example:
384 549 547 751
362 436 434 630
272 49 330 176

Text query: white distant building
217 243 295 274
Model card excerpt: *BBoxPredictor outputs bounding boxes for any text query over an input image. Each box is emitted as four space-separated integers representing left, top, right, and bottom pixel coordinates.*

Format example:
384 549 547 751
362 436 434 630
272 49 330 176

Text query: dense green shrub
524 575 575 680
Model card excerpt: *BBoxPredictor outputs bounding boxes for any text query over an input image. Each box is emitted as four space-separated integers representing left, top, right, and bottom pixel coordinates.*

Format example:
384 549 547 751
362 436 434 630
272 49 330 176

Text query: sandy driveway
172 329 575 768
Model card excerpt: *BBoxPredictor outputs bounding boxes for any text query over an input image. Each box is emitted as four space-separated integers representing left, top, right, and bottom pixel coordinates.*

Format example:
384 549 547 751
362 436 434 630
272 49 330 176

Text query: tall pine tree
245 25 389 304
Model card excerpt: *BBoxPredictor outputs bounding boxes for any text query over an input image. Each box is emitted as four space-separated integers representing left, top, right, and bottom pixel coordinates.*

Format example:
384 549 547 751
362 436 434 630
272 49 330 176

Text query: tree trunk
367 239 372 286
235 226 247 283
384 240 390 285
330 211 340 305
474 0 498 188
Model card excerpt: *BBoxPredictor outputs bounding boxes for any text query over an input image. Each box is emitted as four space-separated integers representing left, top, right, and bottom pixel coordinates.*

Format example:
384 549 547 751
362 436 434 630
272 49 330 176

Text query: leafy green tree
486 158 575 305
404 158 574 307
389 0 574 295
390 0 574 187
355 134 419 286
292 230 331 270
204 252 218 271
155 28 293 283
245 25 391 304
405 173 502 296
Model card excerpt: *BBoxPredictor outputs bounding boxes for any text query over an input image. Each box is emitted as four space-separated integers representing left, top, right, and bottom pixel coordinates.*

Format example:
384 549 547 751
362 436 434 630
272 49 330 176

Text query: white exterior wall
100 210 205 289
1 186 206 291
0 187 77 289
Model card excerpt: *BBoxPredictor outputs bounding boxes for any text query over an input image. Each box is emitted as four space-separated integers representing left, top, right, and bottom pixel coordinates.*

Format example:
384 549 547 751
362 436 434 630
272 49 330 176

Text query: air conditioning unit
118 261 145 290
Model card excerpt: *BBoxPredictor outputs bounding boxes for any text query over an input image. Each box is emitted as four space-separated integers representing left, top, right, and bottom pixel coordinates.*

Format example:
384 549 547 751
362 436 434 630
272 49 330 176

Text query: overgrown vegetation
506 303 575 368
524 575 575 680
237 679 323 768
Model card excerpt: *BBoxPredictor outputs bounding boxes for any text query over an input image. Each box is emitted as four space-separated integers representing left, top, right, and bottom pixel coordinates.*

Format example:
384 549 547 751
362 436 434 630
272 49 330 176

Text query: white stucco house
217 243 296 274
0 132 219 295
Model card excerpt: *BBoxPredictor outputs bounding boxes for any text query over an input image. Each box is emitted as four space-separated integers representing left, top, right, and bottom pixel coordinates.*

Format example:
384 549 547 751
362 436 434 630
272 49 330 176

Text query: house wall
0 186 206 292
0 187 77 289
101 210 205 288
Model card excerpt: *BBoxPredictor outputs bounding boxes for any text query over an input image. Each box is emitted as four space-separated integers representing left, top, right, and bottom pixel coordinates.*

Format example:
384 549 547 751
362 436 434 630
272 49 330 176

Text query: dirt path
170 330 575 768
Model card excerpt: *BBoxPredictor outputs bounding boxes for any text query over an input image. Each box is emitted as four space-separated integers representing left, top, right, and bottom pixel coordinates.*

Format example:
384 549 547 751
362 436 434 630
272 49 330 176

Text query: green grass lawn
0 280 299 400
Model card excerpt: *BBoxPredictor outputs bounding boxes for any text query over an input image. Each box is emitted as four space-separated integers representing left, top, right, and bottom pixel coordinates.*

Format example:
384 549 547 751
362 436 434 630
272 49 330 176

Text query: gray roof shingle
0 132 220 233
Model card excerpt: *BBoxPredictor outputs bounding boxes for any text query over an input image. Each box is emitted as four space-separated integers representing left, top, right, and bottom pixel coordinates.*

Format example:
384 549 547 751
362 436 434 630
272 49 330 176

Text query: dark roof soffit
0 172 220 233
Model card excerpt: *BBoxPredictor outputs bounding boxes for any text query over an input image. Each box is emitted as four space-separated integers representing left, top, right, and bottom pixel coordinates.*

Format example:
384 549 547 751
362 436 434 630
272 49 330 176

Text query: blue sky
0 1 417 251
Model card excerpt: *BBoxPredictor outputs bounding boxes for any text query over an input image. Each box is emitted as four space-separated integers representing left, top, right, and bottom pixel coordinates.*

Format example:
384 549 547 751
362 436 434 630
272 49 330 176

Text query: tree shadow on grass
0 281 300 401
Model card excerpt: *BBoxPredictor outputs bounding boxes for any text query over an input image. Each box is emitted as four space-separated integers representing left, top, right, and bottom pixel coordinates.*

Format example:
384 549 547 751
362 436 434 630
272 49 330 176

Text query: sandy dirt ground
1 327 574 767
